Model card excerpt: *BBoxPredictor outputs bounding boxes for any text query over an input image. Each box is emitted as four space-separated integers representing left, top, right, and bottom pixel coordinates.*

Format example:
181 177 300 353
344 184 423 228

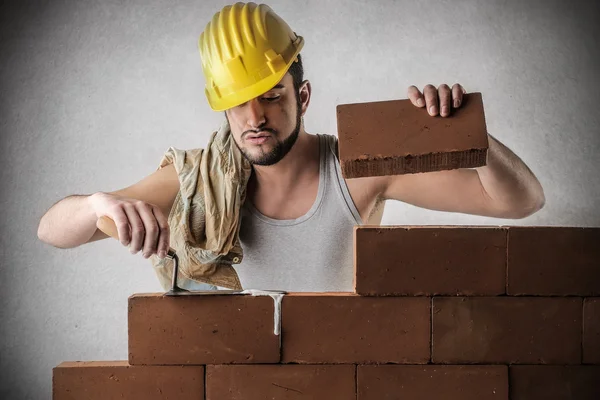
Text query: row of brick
354 226 600 296
128 294 600 365
53 362 600 400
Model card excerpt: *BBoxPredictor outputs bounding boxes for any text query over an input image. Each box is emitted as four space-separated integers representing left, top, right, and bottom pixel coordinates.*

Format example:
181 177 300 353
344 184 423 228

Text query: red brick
53 361 204 400
336 92 488 178
281 293 430 364
507 227 600 295
432 297 582 364
206 364 355 399
510 366 600 400
584 298 600 364
128 293 280 365
354 226 507 296
357 365 508 400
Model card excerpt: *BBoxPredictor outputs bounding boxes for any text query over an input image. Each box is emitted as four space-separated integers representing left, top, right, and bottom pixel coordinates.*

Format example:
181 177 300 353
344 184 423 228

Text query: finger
123 204 145 254
438 84 452 117
407 85 425 107
152 206 170 259
111 207 131 246
423 84 438 116
452 83 465 108
138 203 159 259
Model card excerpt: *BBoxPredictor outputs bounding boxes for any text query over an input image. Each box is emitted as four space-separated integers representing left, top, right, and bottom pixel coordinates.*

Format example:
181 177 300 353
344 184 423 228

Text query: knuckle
135 200 149 209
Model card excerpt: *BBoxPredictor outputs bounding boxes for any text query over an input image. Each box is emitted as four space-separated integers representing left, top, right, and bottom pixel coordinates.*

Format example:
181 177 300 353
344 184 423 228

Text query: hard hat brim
206 38 304 112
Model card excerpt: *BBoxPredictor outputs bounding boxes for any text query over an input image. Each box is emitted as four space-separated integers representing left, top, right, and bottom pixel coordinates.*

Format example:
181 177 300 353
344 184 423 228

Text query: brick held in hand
206 364 356 400
354 225 507 296
358 365 508 400
128 293 280 365
281 292 430 364
336 92 489 178
53 361 204 400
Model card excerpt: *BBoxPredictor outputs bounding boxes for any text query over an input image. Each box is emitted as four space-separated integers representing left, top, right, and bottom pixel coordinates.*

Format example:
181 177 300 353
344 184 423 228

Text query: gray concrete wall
1 0 599 398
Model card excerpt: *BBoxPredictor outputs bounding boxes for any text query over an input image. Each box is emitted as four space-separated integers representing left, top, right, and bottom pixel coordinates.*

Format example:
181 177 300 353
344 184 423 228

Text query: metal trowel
96 216 286 298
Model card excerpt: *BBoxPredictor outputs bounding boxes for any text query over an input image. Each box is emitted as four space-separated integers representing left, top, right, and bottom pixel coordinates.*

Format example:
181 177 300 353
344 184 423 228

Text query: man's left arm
381 84 546 219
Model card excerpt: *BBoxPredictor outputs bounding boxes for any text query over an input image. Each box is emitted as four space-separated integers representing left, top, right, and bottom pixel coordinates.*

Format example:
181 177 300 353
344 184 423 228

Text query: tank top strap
319 134 363 225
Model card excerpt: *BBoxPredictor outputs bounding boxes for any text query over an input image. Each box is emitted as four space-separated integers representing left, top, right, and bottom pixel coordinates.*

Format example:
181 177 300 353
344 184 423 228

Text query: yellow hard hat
198 2 304 111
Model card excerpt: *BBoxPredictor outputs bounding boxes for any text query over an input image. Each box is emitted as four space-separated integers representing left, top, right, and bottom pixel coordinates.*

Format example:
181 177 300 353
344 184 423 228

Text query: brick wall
53 226 600 399
54 94 599 398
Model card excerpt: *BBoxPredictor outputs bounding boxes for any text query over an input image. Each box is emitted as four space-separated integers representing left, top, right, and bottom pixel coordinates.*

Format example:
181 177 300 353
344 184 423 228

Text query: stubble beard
231 96 302 166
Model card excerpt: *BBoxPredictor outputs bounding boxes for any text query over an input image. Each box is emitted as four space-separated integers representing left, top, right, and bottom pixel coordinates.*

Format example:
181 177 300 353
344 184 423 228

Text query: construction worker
37 3 545 292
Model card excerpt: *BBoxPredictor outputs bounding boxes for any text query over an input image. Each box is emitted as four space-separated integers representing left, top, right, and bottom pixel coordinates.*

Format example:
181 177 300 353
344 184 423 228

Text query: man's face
225 73 303 166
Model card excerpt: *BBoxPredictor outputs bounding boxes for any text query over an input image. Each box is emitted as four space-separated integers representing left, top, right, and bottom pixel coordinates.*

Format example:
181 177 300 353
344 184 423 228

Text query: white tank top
234 133 363 292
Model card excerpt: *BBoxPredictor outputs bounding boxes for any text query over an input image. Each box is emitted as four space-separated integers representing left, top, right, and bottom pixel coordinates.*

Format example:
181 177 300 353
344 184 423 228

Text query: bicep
382 168 503 217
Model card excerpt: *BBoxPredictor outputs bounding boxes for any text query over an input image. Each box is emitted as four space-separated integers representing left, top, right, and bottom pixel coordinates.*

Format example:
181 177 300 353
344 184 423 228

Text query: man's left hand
407 83 467 117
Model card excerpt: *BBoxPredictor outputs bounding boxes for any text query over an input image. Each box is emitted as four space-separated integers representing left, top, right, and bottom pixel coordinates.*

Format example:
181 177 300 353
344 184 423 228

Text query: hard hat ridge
198 2 304 111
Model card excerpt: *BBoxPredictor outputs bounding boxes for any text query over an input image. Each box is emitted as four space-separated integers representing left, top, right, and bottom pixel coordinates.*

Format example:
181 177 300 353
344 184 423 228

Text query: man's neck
249 128 320 193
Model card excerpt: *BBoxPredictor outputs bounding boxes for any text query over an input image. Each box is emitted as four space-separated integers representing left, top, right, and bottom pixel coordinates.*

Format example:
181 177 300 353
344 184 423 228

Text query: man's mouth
245 131 273 144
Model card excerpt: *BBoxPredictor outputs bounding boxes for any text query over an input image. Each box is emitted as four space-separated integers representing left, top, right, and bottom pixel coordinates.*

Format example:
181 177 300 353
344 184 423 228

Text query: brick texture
53 361 204 400
510 366 600 400
128 293 280 365
336 92 488 178
507 227 600 295
432 297 582 364
354 226 507 296
584 298 600 364
206 364 355 399
281 293 430 364
357 365 508 400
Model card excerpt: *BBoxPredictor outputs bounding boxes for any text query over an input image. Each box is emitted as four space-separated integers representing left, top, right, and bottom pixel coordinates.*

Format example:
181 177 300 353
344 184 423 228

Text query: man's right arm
37 164 180 257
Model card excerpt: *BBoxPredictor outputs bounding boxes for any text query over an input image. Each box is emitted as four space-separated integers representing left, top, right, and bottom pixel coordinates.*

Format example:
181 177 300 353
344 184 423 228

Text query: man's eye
263 96 280 102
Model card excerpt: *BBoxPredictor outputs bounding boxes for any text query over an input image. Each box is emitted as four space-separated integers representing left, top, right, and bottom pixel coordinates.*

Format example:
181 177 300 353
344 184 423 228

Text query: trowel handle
96 215 176 257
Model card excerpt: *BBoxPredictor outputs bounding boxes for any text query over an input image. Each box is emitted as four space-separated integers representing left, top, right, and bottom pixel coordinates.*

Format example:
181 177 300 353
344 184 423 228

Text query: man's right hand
89 192 170 259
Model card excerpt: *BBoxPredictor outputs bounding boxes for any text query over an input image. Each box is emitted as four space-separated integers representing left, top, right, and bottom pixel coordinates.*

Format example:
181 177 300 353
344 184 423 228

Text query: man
37 3 545 292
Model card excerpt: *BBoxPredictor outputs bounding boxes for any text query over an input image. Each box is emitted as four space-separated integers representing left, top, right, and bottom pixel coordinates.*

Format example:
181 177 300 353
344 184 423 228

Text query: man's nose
246 98 266 129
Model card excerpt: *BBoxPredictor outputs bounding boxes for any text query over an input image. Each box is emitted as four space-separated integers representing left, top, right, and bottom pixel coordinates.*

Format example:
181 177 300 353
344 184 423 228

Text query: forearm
476 134 545 218
37 193 100 248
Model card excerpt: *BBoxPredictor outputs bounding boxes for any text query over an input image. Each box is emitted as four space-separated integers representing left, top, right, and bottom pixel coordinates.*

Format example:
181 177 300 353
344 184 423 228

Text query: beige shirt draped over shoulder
149 120 252 290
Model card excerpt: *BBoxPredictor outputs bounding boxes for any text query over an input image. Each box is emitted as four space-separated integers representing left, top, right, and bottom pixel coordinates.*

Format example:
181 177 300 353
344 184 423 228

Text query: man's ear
299 79 311 116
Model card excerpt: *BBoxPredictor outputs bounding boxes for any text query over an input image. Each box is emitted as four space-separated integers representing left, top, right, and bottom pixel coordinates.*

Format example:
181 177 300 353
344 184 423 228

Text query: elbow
522 185 546 218
37 217 48 243
37 216 62 248
488 183 546 219
503 192 546 219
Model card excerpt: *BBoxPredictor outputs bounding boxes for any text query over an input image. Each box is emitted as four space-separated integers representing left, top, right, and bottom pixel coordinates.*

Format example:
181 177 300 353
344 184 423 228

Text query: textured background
1 0 599 398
